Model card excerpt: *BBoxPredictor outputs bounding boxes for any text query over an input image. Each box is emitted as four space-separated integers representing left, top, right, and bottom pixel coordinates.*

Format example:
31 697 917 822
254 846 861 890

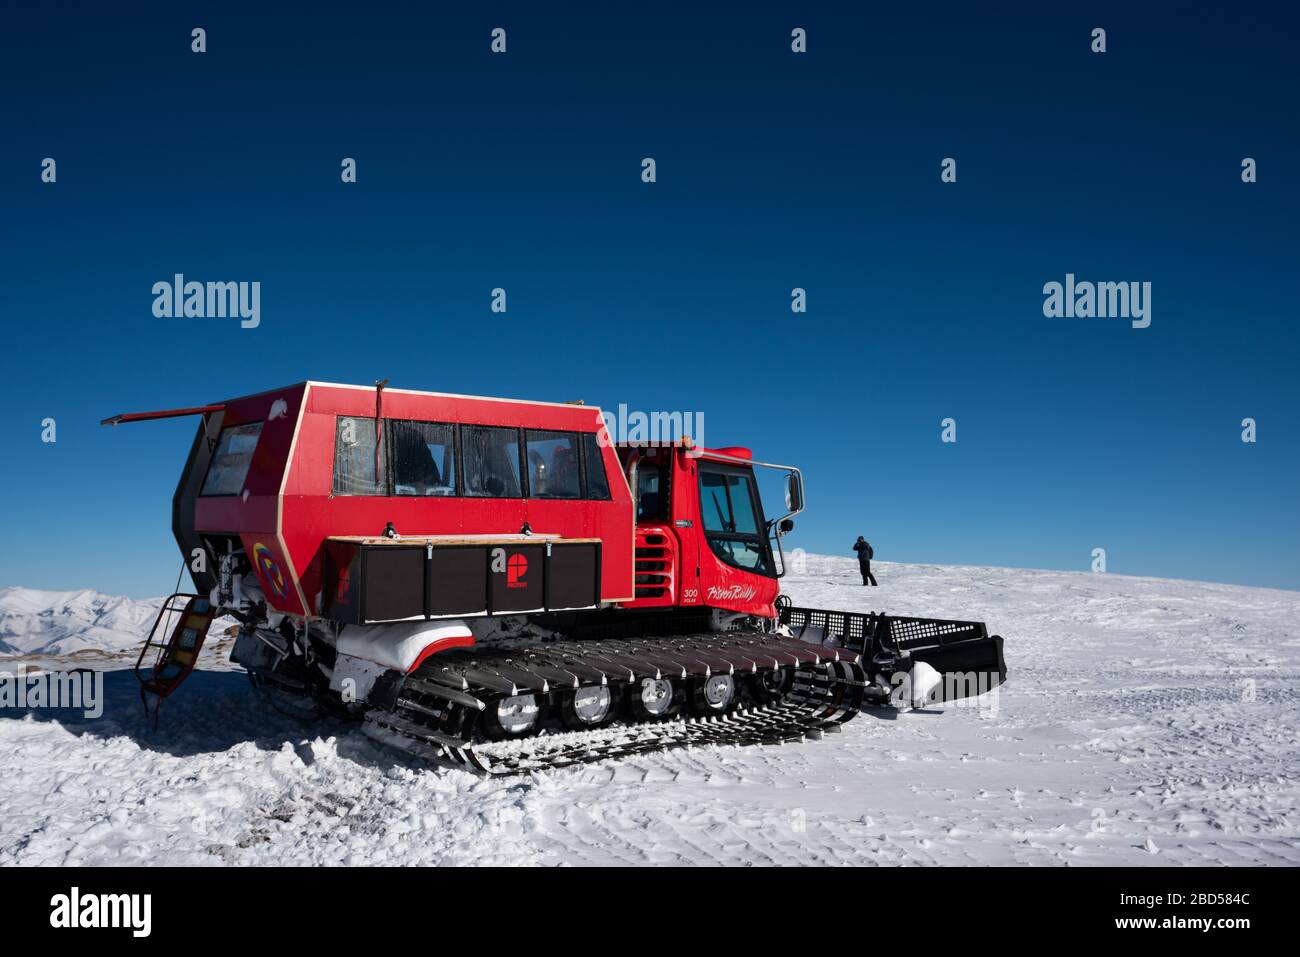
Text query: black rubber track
365 630 867 774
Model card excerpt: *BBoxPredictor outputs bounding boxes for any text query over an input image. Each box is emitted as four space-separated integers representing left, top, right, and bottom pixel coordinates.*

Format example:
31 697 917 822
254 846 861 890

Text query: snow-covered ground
2 557 1297 866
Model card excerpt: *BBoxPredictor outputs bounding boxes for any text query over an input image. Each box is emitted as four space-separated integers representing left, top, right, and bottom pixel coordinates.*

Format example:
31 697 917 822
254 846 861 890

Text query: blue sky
1 2 1296 595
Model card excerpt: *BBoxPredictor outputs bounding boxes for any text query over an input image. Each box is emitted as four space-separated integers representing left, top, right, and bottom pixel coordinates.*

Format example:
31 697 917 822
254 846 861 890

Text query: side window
334 416 386 495
390 420 456 496
201 422 263 496
462 425 522 498
525 430 581 499
582 433 611 500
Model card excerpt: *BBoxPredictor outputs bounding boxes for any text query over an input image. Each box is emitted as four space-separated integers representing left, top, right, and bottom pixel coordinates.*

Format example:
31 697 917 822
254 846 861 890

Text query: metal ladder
135 593 217 727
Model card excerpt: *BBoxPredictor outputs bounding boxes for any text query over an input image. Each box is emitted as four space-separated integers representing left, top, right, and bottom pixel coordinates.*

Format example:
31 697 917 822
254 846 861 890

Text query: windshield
699 465 773 576
200 422 263 496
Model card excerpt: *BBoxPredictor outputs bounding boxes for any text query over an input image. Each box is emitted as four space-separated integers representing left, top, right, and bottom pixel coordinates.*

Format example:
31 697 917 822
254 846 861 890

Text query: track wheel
481 693 544 740
690 674 736 716
560 684 614 731
629 677 676 721
750 666 794 704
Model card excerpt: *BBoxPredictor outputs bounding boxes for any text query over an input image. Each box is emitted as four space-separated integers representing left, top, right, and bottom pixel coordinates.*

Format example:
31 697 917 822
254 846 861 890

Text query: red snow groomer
105 381 1005 772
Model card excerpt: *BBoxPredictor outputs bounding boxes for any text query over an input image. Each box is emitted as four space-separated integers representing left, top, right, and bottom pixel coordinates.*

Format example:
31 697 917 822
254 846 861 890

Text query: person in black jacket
853 536 877 586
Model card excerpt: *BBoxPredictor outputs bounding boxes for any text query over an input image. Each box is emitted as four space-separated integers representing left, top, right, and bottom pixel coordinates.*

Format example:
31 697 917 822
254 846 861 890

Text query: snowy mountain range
0 586 163 656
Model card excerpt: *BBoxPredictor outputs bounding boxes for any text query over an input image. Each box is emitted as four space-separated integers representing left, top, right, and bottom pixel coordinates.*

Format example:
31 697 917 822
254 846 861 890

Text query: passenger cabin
171 382 635 620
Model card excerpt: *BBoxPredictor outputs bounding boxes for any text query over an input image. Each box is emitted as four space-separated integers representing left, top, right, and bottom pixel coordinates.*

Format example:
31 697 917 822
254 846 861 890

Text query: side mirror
779 518 795 534
784 473 803 513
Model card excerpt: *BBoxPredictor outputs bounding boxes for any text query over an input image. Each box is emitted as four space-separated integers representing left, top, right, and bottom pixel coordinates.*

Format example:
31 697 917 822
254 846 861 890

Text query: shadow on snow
0 668 375 762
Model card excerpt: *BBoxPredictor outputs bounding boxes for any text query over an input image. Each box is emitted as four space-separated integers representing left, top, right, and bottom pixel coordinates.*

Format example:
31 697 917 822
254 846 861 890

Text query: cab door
693 459 779 613
670 449 703 607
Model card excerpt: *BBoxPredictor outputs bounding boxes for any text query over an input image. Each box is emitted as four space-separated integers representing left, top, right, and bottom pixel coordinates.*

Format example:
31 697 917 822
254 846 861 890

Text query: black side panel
548 543 600 610
323 540 602 624
427 546 489 617
363 546 426 621
489 544 545 613
322 541 364 625
172 412 223 595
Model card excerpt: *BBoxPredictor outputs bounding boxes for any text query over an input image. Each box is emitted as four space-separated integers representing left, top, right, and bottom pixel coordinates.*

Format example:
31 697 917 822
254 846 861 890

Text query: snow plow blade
778 605 1006 708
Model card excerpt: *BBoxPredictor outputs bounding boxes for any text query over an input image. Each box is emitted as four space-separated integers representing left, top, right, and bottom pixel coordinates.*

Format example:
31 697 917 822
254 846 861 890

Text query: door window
698 467 773 576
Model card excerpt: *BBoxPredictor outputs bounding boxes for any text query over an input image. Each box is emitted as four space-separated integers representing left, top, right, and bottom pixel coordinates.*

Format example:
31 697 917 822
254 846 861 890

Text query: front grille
634 532 672 599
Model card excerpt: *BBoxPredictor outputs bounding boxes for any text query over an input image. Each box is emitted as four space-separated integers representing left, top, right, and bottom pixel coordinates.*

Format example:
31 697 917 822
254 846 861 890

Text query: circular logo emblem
252 542 288 599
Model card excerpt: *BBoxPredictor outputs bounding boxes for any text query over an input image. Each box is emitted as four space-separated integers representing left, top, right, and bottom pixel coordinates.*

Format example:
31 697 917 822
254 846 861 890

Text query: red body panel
191 382 635 617
175 381 777 623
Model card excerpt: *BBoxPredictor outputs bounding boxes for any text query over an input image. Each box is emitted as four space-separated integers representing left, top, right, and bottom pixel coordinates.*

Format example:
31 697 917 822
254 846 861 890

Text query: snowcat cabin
105 380 1006 766
167 382 635 621
619 442 804 619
